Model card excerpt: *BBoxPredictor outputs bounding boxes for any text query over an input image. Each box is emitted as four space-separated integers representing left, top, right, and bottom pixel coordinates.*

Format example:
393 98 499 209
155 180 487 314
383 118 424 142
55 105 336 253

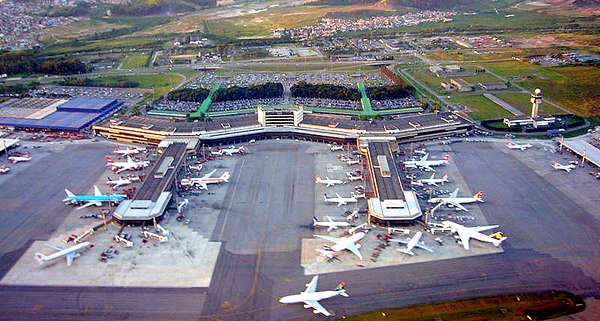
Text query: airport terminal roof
367 142 405 201
302 112 464 132
134 142 187 201
0 97 122 131
561 138 600 168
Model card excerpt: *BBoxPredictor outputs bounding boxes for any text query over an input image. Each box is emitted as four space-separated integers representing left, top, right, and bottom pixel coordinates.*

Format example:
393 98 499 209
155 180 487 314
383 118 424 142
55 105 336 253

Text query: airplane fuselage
279 291 343 304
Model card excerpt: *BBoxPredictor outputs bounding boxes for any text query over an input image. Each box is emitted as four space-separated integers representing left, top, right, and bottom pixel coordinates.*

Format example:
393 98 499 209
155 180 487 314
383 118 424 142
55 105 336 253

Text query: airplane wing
77 201 98 210
303 275 319 294
431 182 439 187
336 201 345 207
345 243 363 260
314 235 340 243
388 238 409 245
470 225 499 233
415 243 434 253
447 201 468 212
420 154 429 161
450 188 459 198
66 252 76 266
46 243 66 251
327 226 335 232
421 165 435 172
203 169 217 179
198 182 208 190
303 300 331 317
457 231 471 250
115 166 128 174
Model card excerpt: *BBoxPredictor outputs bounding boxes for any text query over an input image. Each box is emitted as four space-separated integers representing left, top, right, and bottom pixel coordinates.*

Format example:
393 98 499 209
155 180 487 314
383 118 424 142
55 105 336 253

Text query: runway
0 140 599 321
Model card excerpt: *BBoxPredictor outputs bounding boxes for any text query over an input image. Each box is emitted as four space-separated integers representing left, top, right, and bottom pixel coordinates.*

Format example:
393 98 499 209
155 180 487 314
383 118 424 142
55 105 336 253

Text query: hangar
0 97 122 131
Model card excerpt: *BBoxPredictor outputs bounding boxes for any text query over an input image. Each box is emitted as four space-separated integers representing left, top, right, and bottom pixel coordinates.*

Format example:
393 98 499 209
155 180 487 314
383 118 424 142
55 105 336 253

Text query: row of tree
213 83 283 102
291 82 361 101
167 87 210 102
59 78 140 88
367 85 415 100
166 82 283 103
0 51 90 76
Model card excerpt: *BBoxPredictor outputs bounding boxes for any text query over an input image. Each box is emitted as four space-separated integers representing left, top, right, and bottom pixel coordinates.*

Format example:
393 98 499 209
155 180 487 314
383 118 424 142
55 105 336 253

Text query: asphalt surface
0 140 599 321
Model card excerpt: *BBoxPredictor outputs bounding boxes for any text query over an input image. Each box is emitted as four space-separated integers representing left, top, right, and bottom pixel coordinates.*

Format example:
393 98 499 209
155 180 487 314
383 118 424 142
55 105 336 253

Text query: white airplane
411 173 449 187
189 164 203 171
330 145 343 152
177 199 189 214
441 220 507 250
315 232 365 260
279 275 348 317
552 162 577 172
346 159 360 166
106 175 140 188
313 216 351 232
180 169 231 189
428 188 485 211
0 165 9 174
346 173 362 181
114 146 146 156
403 154 449 172
106 155 150 174
506 142 532 151
63 185 127 209
315 176 345 187
211 146 246 156
323 193 357 207
8 154 32 163
389 231 434 256
34 241 93 266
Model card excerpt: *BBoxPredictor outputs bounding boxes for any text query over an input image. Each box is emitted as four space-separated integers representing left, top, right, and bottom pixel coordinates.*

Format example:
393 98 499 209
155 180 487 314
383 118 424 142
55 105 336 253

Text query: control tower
530 88 542 118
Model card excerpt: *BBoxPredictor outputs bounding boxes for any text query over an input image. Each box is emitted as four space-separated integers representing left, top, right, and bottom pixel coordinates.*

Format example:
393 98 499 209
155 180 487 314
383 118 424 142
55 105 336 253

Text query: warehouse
0 97 122 131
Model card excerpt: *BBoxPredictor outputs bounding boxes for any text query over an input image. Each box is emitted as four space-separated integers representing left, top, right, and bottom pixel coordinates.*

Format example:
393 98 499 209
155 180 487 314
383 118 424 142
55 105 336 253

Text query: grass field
449 94 513 120
42 36 161 55
121 53 151 69
93 73 184 99
339 291 584 321
493 92 565 115
474 62 600 116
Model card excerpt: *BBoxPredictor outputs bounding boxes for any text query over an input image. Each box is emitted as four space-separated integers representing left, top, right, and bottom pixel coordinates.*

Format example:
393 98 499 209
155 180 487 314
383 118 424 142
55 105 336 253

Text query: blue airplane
63 185 127 210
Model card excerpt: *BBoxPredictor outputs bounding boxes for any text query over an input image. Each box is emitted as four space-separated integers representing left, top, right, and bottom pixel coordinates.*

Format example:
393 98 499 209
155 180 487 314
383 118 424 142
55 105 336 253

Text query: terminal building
359 138 422 224
504 88 557 128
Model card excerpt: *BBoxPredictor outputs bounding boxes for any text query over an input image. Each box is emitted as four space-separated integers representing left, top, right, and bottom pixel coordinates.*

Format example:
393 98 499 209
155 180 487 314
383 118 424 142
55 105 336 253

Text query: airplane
189 164 203 171
313 216 351 232
323 193 357 207
113 146 146 156
346 172 362 181
8 154 32 164
346 159 360 166
506 142 532 151
403 154 449 172
428 188 485 211
330 145 343 152
177 199 189 214
106 156 150 174
441 220 507 250
389 231 434 256
552 162 577 172
411 173 449 187
34 241 93 266
63 185 127 209
0 165 9 174
315 176 345 187
315 232 365 260
180 169 231 190
211 146 246 156
106 175 140 188
279 275 348 317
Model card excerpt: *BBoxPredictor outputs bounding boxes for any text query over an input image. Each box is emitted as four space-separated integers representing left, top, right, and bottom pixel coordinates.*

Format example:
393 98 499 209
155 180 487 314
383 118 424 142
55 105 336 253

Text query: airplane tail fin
399 249 415 256
474 191 485 200
335 282 348 296
442 173 448 181
442 155 450 161
313 216 319 225
34 253 47 264
315 176 322 183
64 189 75 198
492 237 507 247
221 172 231 182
